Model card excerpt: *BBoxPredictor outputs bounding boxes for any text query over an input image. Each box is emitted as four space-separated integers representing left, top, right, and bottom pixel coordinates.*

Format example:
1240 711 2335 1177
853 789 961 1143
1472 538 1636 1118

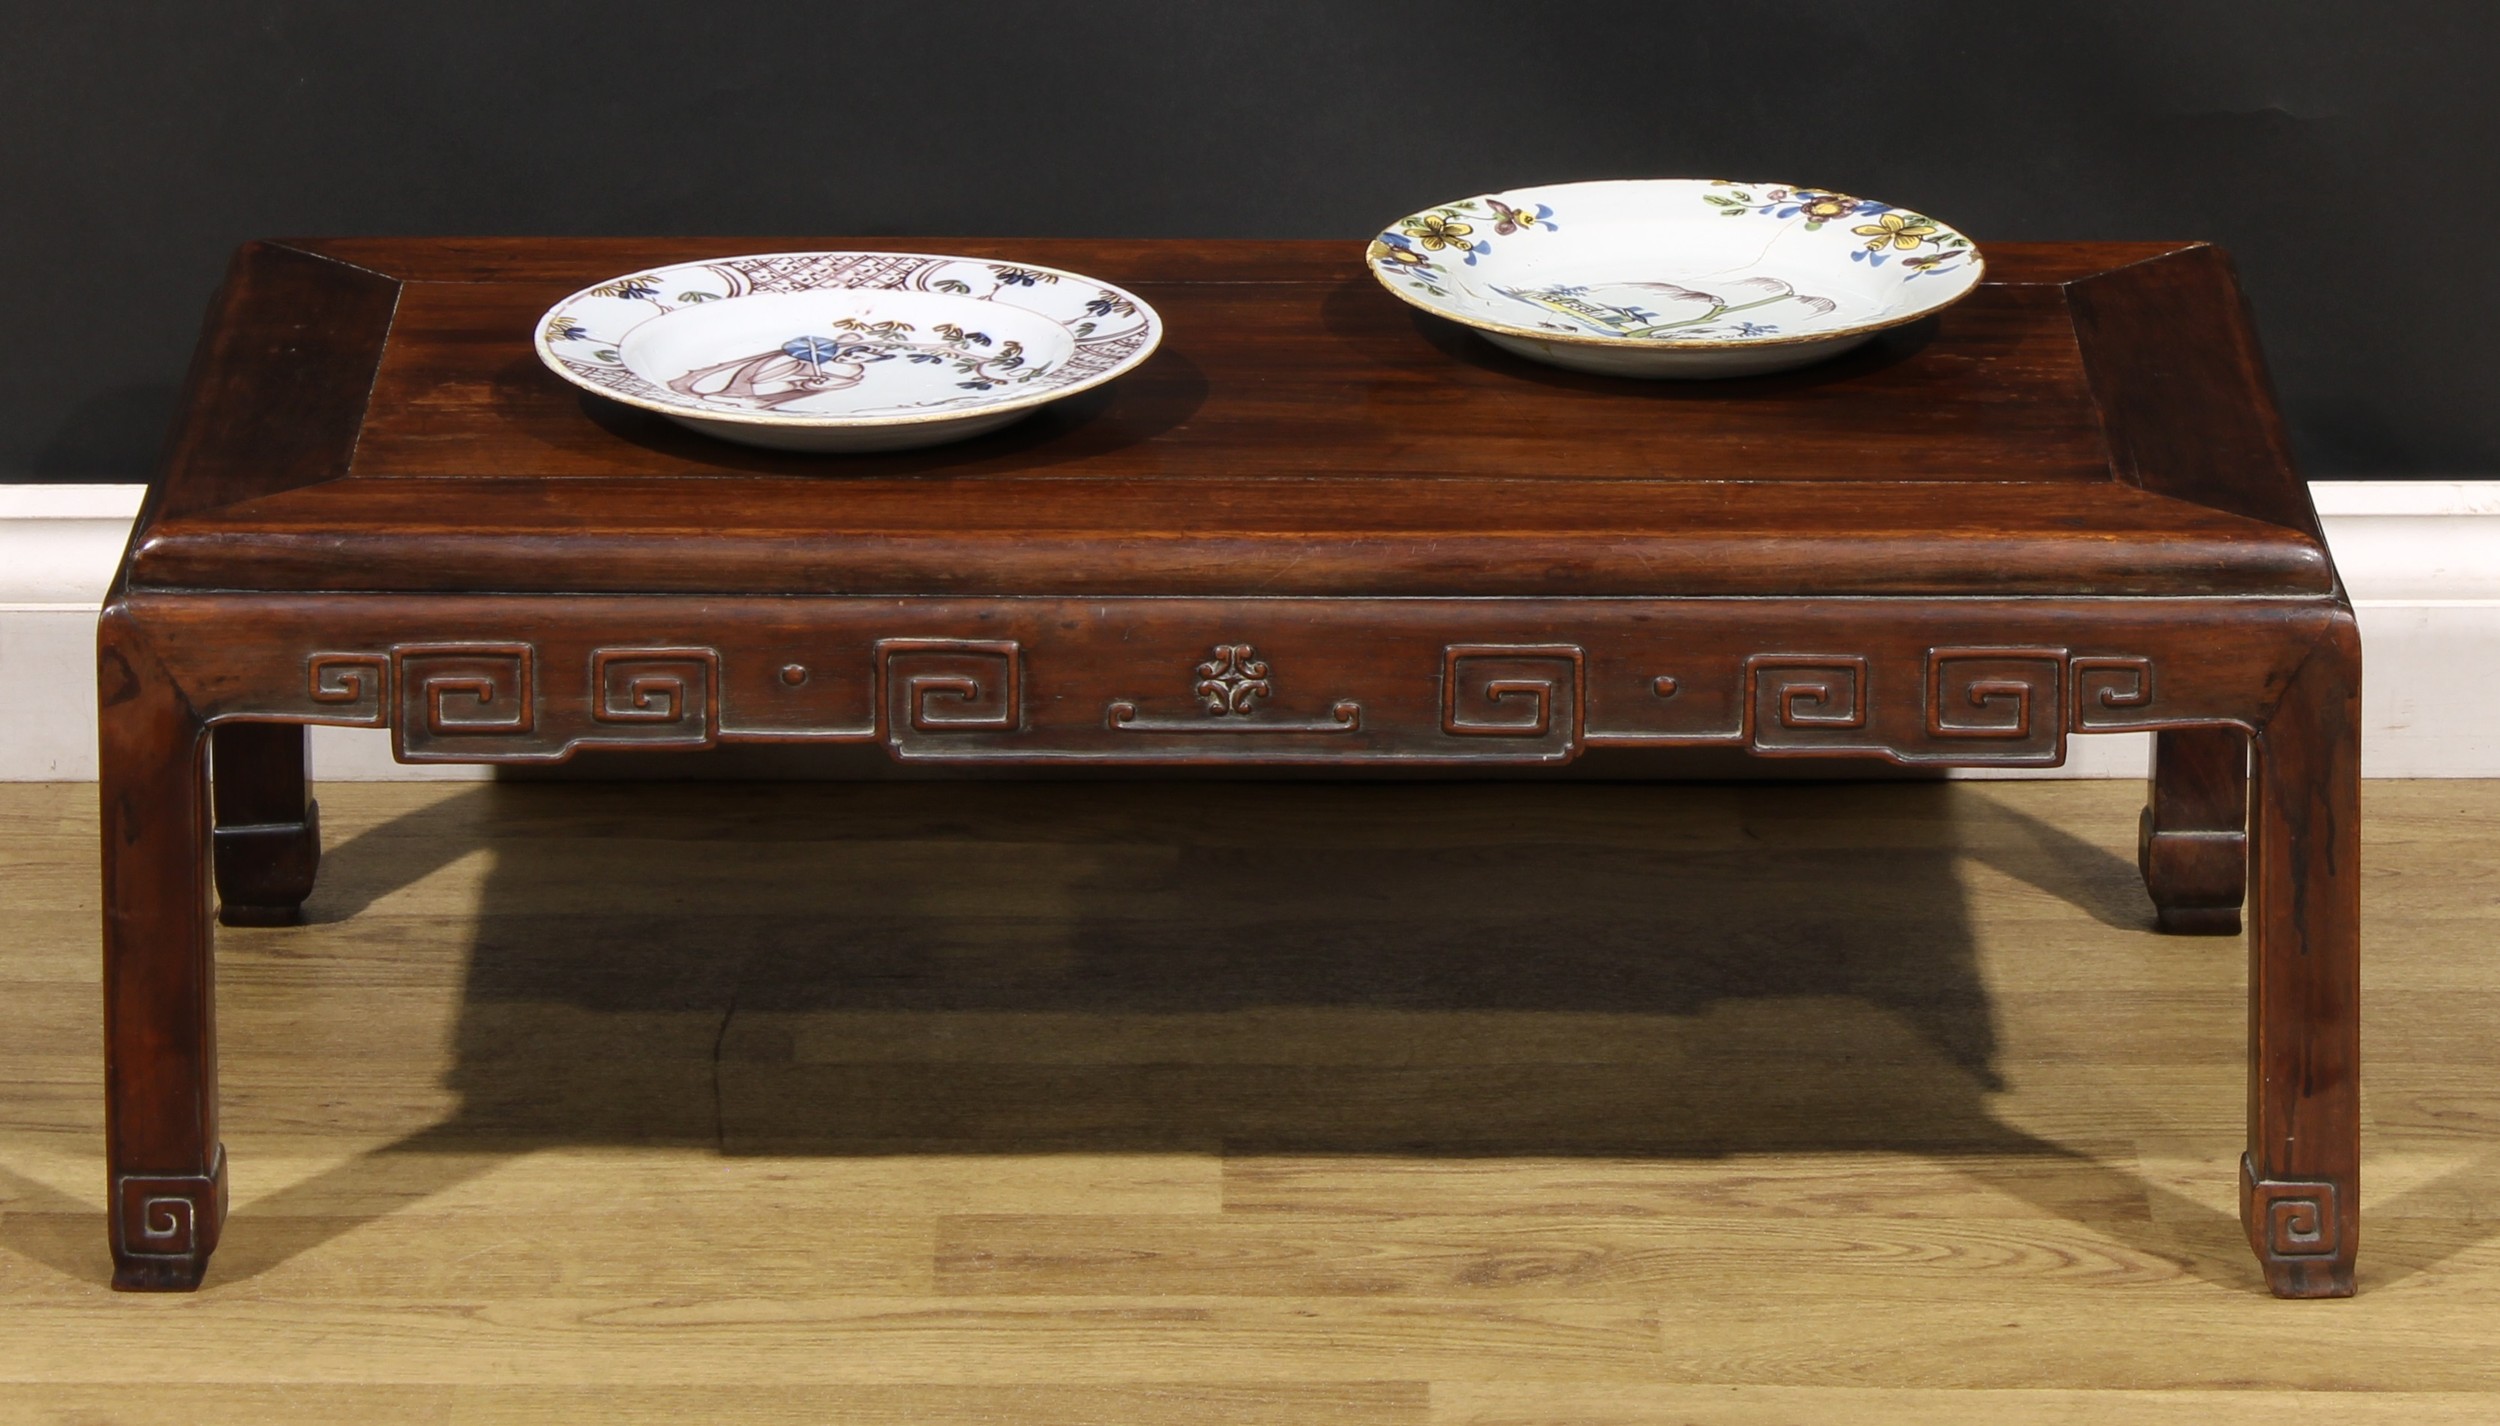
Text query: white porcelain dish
1367 179 1982 379
534 252 1163 452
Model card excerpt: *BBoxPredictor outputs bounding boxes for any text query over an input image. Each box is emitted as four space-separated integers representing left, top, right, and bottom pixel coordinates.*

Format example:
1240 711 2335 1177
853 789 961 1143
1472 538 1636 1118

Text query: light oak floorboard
2 778 2496 1419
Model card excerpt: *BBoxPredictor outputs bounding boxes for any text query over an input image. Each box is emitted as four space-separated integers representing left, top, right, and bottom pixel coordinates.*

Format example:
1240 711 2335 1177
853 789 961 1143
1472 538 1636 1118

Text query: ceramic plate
534 252 1162 452
1367 179 1982 379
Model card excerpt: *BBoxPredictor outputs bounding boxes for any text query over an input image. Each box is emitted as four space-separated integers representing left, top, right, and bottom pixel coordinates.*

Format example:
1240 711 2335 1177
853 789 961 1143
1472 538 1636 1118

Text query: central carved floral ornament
1194 643 1273 715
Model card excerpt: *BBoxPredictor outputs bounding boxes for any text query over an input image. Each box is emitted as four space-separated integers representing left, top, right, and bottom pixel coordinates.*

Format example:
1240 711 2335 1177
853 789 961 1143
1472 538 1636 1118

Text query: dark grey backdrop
7 1 2489 482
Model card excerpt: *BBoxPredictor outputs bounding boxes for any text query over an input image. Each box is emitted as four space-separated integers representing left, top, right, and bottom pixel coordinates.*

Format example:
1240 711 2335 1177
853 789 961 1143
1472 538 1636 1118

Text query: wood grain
348 276 2114 484
131 478 2329 597
147 243 398 525
121 238 2339 599
6 778 2498 1416
2068 244 2319 536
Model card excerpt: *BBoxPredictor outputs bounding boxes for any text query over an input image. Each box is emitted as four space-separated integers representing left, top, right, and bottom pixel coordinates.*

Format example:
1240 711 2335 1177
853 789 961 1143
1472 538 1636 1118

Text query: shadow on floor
191 777 2284 1290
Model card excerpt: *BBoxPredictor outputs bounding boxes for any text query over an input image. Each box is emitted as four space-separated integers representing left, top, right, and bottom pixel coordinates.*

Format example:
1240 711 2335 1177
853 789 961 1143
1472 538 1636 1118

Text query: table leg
2139 728 2249 934
2241 619 2362 1298
98 609 225 1291
212 723 320 926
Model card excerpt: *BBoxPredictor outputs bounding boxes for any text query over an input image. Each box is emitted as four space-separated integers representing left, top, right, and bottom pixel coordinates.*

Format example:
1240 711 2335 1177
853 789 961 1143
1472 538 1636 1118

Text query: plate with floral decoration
1367 179 1981 379
534 252 1163 452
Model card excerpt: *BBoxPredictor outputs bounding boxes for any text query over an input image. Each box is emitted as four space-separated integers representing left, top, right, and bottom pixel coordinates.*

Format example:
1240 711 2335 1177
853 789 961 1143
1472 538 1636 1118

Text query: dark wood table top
128 237 2331 600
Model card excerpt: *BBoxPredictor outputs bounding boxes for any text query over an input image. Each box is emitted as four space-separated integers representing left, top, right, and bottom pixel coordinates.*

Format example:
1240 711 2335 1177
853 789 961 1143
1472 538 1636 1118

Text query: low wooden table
100 237 2359 1296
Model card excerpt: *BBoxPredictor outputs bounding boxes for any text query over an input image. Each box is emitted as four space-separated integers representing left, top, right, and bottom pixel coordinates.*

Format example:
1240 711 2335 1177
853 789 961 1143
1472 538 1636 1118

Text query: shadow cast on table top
171 775 2325 1292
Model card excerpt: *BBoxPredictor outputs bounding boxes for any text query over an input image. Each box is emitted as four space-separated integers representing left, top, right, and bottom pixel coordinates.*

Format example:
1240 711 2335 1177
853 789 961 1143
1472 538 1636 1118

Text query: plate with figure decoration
1367 179 1982 379
534 252 1163 452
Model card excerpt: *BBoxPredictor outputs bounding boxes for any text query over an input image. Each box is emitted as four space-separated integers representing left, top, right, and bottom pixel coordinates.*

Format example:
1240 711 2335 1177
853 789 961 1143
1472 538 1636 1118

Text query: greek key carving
1444 645 1583 744
2267 1194 2334 1256
1747 656 1869 752
305 654 388 726
115 1151 223 1262
1925 649 2065 763
2242 1157 2342 1261
1758 659 1865 728
395 644 534 760
271 636 2172 768
586 647 718 748
881 639 1021 747
2073 655 2158 729
1928 650 2060 739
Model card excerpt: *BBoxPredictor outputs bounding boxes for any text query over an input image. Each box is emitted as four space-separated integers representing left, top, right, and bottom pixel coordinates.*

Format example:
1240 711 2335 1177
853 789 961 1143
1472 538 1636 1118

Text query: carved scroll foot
2140 727 2248 935
2241 1154 2354 1299
212 723 320 927
112 1147 228 1292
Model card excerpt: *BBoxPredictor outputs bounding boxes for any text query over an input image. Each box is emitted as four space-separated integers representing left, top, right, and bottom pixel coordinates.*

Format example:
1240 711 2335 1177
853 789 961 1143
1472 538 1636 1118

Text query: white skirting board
6 481 2495 781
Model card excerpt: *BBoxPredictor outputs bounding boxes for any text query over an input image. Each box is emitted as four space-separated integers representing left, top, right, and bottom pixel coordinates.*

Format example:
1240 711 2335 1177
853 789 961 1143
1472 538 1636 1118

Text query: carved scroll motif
1740 649 2142 764
1928 648 2065 763
395 643 534 760
115 1165 221 1260
276 636 2169 767
1442 645 1583 758
1746 656 1871 753
883 639 1022 753
1108 643 1362 735
129 1190 196 1252
2073 655 2158 729
2243 1159 2342 1261
304 654 388 727
587 648 719 749
1194 644 1272 715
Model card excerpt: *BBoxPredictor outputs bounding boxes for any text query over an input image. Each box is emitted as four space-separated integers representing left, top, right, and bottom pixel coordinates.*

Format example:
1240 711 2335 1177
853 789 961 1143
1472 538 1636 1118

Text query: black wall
8 1 2490 481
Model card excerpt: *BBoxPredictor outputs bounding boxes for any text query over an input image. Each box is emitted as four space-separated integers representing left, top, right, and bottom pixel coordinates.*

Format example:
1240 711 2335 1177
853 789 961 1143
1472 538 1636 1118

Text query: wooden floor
1 776 2497 1422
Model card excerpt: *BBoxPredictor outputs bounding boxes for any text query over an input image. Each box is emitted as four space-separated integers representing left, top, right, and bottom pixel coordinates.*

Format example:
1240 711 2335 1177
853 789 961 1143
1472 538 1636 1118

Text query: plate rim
1364 178 1985 352
532 250 1166 429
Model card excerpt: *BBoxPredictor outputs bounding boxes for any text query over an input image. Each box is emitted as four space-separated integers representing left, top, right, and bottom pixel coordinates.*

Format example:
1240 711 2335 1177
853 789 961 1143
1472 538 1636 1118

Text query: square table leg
211 723 321 927
2240 616 2362 1297
2141 727 2250 935
97 607 226 1291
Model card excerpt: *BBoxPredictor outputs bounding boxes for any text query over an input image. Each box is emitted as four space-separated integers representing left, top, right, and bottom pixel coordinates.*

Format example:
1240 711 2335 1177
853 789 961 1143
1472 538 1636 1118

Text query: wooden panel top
126 237 2335 599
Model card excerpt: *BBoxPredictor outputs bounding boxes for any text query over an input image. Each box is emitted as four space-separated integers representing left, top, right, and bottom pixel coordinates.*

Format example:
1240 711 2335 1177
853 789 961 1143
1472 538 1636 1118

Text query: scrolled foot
110 1147 227 1293
2241 1153 2356 1299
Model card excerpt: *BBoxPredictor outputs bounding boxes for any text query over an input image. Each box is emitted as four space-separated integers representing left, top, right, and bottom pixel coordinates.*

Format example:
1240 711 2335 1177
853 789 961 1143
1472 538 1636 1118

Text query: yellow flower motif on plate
1851 212 1939 252
1403 213 1477 251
